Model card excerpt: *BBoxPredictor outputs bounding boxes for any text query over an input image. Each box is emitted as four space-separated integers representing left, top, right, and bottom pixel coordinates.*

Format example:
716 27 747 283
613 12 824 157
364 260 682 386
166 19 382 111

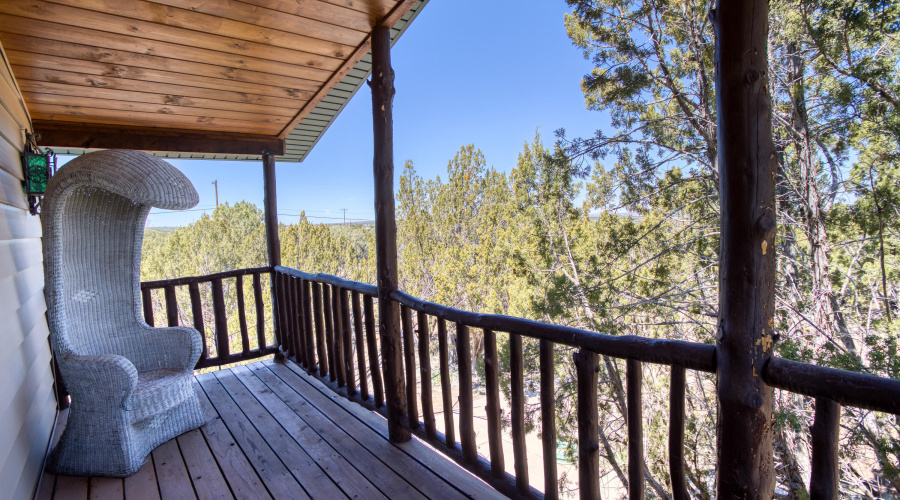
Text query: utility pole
212 179 219 207
341 208 348 225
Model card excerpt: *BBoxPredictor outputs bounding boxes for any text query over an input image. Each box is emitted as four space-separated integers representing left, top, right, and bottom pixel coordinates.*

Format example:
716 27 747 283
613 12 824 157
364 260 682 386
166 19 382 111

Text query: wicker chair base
47 385 206 477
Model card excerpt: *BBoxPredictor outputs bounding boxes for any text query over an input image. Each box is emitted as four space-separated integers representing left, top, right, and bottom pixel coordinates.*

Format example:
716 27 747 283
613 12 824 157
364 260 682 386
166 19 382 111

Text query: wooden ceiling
0 0 423 160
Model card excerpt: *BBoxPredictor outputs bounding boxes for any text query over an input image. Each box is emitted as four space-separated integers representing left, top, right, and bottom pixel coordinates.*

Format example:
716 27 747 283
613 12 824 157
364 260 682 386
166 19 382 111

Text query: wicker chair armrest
59 353 139 400
134 326 202 371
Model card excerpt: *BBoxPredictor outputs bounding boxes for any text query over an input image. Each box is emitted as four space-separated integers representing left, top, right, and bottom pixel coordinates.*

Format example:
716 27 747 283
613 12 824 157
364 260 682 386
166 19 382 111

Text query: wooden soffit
0 0 426 161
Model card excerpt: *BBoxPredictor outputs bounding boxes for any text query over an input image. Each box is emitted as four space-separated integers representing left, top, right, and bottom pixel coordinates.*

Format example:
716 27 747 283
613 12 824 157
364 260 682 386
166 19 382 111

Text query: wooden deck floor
36 359 507 500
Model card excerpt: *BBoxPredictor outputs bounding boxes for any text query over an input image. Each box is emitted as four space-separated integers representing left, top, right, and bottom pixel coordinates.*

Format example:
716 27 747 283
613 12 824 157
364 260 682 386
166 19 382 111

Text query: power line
277 213 373 222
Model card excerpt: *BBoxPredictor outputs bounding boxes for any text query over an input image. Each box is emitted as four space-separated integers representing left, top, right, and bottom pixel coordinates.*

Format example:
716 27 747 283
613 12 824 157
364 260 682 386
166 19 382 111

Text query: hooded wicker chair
42 150 206 477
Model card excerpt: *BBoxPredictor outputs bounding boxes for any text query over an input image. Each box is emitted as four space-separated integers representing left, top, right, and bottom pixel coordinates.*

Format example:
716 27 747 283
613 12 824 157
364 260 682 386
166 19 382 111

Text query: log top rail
141 265 273 288
389 289 718 373
0 0 427 160
276 265 377 296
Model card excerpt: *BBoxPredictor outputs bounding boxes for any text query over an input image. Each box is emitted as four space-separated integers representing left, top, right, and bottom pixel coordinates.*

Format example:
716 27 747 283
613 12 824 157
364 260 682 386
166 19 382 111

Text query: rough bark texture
712 0 777 496
370 25 409 443
262 153 284 361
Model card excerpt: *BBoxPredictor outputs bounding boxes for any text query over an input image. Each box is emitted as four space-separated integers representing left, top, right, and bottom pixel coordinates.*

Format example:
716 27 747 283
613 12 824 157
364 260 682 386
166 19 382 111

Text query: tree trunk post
262 152 285 363
711 0 777 497
370 24 410 443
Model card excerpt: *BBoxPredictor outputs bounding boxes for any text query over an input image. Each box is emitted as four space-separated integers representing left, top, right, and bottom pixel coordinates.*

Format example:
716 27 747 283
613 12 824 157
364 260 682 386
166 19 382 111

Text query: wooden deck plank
151 439 196 500
235 365 416 500
176 429 233 500
275 360 507 500
54 475 88 500
196 373 309 500
248 363 458 500
212 369 356 500
47 361 506 500
123 459 161 500
89 477 124 500
192 381 271 500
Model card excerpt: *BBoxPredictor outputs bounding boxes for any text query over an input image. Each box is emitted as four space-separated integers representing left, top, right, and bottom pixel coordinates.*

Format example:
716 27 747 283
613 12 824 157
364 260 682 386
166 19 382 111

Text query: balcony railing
137 265 900 499
140 267 278 369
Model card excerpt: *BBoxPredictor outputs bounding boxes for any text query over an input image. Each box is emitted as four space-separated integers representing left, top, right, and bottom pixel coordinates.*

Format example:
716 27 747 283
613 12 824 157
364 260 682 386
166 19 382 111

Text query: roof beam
33 121 285 156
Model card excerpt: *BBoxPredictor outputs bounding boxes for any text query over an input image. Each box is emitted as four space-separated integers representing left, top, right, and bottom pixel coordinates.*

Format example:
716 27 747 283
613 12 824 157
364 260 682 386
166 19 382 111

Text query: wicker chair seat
42 150 207 477
128 369 194 424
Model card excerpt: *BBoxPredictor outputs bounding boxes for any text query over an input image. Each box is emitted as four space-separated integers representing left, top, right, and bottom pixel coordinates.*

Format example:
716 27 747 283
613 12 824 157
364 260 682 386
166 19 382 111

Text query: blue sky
129 1 607 227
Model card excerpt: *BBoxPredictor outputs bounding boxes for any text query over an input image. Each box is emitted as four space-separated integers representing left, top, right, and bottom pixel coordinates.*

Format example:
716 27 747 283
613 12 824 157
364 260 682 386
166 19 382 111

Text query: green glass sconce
21 133 57 215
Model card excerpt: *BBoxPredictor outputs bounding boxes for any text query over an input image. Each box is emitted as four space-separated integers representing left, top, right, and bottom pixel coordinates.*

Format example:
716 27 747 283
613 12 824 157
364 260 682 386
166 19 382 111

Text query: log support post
712 0 777 496
262 151 285 363
370 24 410 443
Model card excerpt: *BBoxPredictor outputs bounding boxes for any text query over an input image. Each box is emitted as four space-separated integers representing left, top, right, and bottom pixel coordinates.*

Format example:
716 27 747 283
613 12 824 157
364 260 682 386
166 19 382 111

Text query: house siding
0 41 57 500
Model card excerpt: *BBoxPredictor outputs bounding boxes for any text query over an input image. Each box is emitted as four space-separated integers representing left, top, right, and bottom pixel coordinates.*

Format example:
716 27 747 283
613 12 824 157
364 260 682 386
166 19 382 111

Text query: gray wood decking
36 359 506 500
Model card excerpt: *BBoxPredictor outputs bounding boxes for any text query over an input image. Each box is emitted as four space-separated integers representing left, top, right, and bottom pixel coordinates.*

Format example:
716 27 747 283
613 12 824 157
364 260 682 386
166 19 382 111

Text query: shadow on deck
37 359 506 500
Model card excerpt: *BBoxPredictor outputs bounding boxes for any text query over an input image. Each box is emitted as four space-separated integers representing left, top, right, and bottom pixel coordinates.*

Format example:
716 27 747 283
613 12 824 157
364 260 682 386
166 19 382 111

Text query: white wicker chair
42 150 207 477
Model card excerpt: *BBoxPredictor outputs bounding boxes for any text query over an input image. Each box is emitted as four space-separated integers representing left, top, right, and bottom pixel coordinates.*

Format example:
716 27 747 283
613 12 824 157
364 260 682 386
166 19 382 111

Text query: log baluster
329 285 345 387
211 278 228 360
810 398 841 500
253 273 266 351
236 275 250 356
141 287 154 326
285 276 297 359
339 287 355 395
510 333 529 494
302 280 316 373
669 365 688 500
438 318 455 448
574 349 599 500
456 323 476 464
312 282 328 376
540 339 558 500
352 291 369 400
401 305 418 429
287 274 299 359
627 359 644 499
275 274 288 355
417 311 436 439
364 294 384 407
164 284 178 327
188 282 206 362
322 284 337 382
298 279 309 362
483 328 505 477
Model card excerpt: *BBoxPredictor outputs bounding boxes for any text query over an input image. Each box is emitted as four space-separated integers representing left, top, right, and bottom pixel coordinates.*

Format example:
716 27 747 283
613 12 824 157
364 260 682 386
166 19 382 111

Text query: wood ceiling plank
0 1 343 72
0 33 325 92
13 67 305 109
0 17 333 82
22 92 292 125
41 0 356 59
33 120 285 156
320 0 394 18
150 0 367 44
17 80 296 117
6 51 315 101
32 106 282 135
238 0 373 32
